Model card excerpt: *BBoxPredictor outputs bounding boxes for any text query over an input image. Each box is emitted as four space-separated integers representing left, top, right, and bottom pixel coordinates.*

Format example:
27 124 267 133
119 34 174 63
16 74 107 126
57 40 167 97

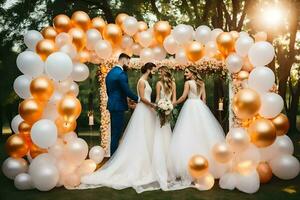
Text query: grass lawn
1 134 300 200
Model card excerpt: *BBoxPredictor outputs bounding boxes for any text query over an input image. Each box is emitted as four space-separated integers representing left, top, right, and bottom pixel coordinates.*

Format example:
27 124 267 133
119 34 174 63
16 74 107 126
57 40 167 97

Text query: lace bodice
137 79 152 101
158 82 172 101
187 80 200 99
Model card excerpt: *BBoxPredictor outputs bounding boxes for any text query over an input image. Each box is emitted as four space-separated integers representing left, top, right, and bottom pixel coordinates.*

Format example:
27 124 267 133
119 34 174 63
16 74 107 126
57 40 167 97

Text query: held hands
128 99 137 110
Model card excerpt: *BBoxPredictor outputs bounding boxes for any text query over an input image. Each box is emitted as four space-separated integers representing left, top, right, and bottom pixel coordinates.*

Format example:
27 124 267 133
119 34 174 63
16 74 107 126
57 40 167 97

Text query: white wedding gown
78 79 158 193
168 80 226 190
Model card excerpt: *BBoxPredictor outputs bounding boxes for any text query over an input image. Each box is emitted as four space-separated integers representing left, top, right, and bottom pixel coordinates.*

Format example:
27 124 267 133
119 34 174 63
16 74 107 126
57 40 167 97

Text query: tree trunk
288 81 300 134
0 106 3 135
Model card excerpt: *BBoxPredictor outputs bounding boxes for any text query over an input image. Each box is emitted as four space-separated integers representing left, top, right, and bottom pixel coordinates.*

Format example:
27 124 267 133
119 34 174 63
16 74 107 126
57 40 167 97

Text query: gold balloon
138 21 148 32
233 88 261 120
230 31 239 41
41 26 58 40
5 134 29 158
53 14 72 33
248 118 277 148
35 39 57 61
213 51 225 61
153 21 171 44
242 56 254 72
57 94 82 123
115 13 129 27
185 41 205 62
30 76 54 101
71 11 91 31
103 24 122 46
216 32 235 56
92 17 106 35
18 121 31 144
68 28 87 51
271 113 290 136
212 143 233 163
19 99 43 124
133 33 140 43
55 117 77 135
237 70 249 81
257 161 273 183
254 32 267 42
30 143 47 159
188 155 209 179
76 48 90 63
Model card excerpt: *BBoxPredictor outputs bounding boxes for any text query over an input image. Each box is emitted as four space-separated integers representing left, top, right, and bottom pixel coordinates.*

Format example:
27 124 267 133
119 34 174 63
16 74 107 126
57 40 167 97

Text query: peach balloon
19 99 43 124
76 159 97 176
76 48 90 63
91 17 106 35
153 21 171 44
103 24 122 46
271 113 290 136
71 11 91 31
35 39 56 61
64 173 81 187
138 21 148 32
230 31 239 41
68 28 87 51
115 13 129 27
57 95 82 123
185 41 205 62
30 76 54 102
41 27 57 41
188 155 209 179
254 32 267 42
242 56 254 72
5 134 29 158
53 14 72 33
257 161 273 183
55 117 77 135
212 143 233 163
216 32 235 56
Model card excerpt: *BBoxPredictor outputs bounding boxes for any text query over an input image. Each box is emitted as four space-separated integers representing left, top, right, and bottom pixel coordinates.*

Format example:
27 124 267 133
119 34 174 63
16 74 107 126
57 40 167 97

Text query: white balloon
71 63 89 82
225 53 243 73
65 138 89 166
175 49 188 65
31 119 58 148
210 28 223 41
195 172 215 191
13 75 32 99
138 31 153 48
89 146 105 164
234 144 260 174
63 132 78 143
248 66 275 93
49 91 63 105
270 154 300 180
121 35 134 49
11 114 23 134
140 48 154 62
42 102 59 120
172 24 193 45
14 173 34 190
123 16 138 36
95 40 112 59
24 30 43 50
45 52 73 81
259 92 283 118
59 44 77 59
48 139 65 159
29 153 56 175
16 51 44 77
69 81 79 96
248 41 275 66
226 127 250 152
132 43 142 56
152 46 166 60
86 29 102 50
235 36 254 57
219 172 237 190
55 32 72 48
236 170 260 194
239 31 249 38
163 35 178 55
195 25 211 44
205 41 218 57
2 157 28 179
31 163 59 191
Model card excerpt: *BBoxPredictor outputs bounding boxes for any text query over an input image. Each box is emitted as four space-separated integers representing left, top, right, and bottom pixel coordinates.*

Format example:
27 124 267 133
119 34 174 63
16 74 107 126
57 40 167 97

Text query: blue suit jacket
105 66 138 112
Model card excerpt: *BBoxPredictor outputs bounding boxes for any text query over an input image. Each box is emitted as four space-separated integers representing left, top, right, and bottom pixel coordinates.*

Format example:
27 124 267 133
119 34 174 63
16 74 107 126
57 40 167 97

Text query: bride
79 62 157 193
168 66 226 190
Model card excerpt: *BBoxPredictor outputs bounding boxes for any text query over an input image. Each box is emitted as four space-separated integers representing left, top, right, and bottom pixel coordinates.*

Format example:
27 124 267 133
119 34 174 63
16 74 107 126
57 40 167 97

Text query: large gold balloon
57 94 82 123
41 26 58 41
5 134 29 158
30 76 54 102
115 13 129 27
92 17 106 35
237 70 249 81
213 51 225 61
271 113 289 136
35 39 57 61
19 99 43 124
138 21 148 32
185 41 205 62
233 88 261 120
103 24 122 46
230 31 239 41
248 118 276 147
18 121 31 144
216 32 235 56
212 143 233 163
53 14 72 33
188 155 209 179
257 161 273 183
30 143 47 159
68 28 87 51
71 11 91 31
55 117 77 135
76 48 90 63
242 56 254 72
153 21 171 44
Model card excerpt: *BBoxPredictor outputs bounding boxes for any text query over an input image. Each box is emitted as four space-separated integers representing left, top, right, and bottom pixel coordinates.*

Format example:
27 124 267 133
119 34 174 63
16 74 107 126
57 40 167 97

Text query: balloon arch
2 11 299 193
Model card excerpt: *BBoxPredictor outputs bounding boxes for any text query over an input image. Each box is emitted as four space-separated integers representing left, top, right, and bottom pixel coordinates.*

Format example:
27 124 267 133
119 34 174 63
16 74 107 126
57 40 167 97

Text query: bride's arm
172 82 177 104
200 83 206 103
138 81 155 108
155 82 161 103
174 81 189 106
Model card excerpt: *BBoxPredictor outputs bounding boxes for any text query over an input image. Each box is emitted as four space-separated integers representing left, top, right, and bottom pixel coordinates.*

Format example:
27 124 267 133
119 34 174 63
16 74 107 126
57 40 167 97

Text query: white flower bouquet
156 98 174 127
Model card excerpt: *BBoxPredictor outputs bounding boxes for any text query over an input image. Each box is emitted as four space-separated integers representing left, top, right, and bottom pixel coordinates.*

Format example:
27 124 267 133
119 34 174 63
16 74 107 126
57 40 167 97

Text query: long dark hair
187 66 204 94
141 62 156 74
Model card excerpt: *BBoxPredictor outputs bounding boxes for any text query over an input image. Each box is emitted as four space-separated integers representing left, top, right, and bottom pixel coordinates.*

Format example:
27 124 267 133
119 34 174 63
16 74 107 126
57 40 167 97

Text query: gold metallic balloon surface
153 21 171 44
233 88 261 120
213 51 225 61
71 11 91 31
230 31 239 41
53 14 72 33
41 26 58 40
271 113 289 136
92 17 106 34
237 70 249 81
57 94 82 123
115 13 129 26
212 143 233 163
76 48 90 63
103 24 122 46
35 39 56 60
18 121 31 135
216 32 235 56
257 161 273 183
188 155 209 179
138 21 148 32
30 143 47 159
242 56 254 72
19 99 43 124
248 118 276 148
5 134 29 158
55 117 77 135
185 41 205 62
30 76 54 101
68 27 87 51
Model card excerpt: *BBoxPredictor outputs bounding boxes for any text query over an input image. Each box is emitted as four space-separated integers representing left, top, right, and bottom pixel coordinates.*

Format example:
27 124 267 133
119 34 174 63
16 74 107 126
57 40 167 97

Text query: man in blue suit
105 53 139 156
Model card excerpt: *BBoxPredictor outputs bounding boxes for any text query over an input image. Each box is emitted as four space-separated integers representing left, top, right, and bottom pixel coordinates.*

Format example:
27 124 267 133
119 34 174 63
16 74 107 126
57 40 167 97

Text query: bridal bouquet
156 98 174 127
